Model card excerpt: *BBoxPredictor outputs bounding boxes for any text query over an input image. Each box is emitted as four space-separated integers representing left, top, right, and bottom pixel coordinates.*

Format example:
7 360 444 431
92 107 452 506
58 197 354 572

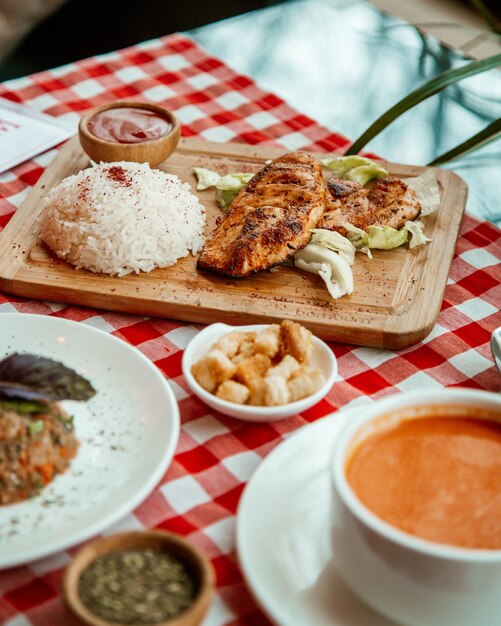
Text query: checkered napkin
0 33 500 626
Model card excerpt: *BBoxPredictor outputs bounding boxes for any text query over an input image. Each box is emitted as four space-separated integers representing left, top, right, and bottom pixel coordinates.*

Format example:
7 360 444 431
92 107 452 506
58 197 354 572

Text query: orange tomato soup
346 414 501 549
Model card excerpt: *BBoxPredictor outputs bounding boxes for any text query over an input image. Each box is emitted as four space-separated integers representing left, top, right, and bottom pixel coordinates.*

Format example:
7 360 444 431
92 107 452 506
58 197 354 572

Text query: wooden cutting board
0 136 467 348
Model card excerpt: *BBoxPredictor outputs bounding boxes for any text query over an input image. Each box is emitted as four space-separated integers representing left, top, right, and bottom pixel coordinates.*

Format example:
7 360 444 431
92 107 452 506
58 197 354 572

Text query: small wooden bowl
63 530 215 626
79 102 180 166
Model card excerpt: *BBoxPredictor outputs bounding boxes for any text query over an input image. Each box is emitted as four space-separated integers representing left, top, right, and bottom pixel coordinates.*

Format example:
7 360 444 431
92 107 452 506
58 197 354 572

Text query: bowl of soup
330 389 501 626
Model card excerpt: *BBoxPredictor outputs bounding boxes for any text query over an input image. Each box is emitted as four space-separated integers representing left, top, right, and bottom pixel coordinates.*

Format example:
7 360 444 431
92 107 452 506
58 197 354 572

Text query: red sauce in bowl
346 414 501 549
87 107 172 144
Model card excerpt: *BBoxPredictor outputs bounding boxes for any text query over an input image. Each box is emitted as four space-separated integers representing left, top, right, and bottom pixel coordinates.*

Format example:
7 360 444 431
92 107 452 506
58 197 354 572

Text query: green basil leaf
0 353 95 402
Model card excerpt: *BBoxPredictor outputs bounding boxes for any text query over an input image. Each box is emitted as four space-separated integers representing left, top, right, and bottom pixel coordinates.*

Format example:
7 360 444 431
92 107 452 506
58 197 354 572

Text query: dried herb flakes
78 548 197 624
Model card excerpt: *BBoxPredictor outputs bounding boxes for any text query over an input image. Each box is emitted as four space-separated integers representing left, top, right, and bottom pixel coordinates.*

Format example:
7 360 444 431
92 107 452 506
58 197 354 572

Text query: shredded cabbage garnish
404 220 432 249
216 172 254 190
193 167 221 190
347 164 389 186
320 156 389 185
214 188 234 211
320 155 374 174
294 243 353 300
193 168 254 210
342 222 368 248
366 225 409 250
342 220 433 251
404 170 441 216
310 228 356 265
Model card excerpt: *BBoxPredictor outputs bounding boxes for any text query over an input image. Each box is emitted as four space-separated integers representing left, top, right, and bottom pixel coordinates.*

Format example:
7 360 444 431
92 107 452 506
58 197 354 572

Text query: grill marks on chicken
317 179 369 236
317 176 421 235
196 152 326 278
367 177 422 228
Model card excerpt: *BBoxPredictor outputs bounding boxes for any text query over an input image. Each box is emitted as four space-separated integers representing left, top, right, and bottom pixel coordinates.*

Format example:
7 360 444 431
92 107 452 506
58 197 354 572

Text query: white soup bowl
330 388 501 626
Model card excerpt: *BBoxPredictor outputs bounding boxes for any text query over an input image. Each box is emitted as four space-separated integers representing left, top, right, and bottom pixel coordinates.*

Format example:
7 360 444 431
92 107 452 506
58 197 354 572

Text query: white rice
40 161 206 276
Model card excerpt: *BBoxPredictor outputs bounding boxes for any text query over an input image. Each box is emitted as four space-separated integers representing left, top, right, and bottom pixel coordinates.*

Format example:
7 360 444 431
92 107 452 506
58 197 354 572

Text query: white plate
0 313 180 569
237 408 398 626
182 323 337 422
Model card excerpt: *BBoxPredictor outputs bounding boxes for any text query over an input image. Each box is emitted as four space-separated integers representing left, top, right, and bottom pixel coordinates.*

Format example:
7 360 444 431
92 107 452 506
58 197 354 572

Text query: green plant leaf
428 118 501 165
345 54 501 156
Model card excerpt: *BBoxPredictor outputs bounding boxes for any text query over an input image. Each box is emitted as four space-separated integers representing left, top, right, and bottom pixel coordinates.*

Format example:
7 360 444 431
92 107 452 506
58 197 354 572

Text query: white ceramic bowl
182 323 337 422
330 388 501 626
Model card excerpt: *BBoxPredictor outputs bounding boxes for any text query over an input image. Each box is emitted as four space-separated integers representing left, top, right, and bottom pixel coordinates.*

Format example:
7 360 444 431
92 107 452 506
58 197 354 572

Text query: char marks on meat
317 176 421 235
196 152 326 278
317 179 369 236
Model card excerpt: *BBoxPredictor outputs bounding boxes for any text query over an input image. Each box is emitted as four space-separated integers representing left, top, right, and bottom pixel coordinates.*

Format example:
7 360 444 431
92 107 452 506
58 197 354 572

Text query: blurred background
0 0 280 80
0 0 499 80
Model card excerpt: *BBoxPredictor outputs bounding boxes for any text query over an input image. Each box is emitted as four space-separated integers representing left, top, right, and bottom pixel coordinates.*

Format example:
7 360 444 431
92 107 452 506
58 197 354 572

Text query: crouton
267 354 300 380
247 377 267 405
232 351 251 365
191 322 322 407
234 353 271 387
191 349 237 393
279 320 312 364
231 331 257 361
253 325 280 358
263 376 290 406
288 368 326 402
213 332 241 358
216 380 250 404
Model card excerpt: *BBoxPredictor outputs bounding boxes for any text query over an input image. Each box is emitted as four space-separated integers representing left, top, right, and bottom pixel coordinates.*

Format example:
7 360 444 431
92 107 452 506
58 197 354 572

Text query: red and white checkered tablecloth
0 32 500 626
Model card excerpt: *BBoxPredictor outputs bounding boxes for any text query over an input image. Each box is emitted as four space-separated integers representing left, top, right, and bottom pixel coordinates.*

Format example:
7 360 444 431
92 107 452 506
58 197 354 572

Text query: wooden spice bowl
63 530 215 626
79 101 181 167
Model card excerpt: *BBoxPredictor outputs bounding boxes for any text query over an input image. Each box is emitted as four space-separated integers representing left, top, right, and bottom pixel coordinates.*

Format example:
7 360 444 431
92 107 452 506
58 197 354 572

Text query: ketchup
87 107 172 144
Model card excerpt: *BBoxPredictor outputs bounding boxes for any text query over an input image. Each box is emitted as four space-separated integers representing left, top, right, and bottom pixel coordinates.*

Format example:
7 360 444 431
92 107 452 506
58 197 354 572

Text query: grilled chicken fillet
317 176 421 235
197 152 326 278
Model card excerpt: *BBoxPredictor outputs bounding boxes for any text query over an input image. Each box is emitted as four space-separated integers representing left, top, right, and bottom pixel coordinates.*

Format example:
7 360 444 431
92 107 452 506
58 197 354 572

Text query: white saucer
236 408 398 626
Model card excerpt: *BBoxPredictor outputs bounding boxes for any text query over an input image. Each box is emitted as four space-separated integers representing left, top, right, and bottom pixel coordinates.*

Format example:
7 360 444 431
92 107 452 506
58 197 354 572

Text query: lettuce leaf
215 173 254 210
365 225 409 250
342 220 433 251
320 155 376 174
193 167 254 211
320 155 389 185
404 220 432 249
342 222 368 248
404 169 441 216
359 247 373 259
215 188 238 211
216 172 254 190
193 167 221 190
294 243 353 299
346 164 389 186
310 228 356 265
